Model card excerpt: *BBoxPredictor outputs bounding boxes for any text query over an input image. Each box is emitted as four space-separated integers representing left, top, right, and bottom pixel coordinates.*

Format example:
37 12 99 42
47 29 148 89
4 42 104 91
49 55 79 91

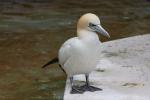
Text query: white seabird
42 13 110 94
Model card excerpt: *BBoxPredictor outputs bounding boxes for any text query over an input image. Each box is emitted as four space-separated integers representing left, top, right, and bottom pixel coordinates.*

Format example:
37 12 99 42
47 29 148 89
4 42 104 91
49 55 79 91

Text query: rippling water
0 0 149 100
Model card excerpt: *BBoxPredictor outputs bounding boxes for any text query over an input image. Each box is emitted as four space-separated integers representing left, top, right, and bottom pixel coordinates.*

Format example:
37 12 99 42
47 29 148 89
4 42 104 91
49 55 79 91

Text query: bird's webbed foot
70 85 84 94
80 84 102 92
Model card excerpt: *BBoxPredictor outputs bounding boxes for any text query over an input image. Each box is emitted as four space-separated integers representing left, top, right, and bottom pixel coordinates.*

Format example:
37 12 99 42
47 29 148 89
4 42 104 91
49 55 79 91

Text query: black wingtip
42 57 59 68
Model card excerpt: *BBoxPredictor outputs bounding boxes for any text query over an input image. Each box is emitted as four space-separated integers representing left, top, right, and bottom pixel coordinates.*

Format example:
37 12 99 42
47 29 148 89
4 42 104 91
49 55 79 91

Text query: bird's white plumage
58 13 109 77
59 33 101 76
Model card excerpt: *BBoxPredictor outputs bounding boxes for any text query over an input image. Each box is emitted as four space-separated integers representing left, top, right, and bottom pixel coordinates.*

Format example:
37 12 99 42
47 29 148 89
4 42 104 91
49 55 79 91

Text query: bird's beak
92 25 110 38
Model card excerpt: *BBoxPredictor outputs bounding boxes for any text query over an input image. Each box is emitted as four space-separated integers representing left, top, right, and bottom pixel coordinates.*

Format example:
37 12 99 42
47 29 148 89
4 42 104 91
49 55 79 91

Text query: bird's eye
89 23 96 27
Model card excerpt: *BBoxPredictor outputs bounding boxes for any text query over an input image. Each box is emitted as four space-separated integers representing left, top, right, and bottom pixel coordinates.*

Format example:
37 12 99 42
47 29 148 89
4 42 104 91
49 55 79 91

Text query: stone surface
64 34 150 100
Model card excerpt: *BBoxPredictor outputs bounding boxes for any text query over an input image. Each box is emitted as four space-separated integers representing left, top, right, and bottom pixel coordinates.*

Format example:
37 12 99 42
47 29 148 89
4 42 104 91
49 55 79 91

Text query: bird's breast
79 40 101 64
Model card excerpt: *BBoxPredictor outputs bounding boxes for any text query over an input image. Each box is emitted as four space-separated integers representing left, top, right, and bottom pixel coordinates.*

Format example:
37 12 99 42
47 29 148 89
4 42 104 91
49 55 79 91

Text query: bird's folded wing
58 37 79 66
59 44 72 66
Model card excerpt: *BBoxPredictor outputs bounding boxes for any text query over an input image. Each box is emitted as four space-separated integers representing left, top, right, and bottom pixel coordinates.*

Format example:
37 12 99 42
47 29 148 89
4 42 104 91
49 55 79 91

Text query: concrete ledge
64 34 150 100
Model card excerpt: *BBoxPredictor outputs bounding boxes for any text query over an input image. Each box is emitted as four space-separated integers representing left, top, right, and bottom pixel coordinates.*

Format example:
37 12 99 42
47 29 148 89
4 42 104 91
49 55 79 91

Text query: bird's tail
42 57 59 68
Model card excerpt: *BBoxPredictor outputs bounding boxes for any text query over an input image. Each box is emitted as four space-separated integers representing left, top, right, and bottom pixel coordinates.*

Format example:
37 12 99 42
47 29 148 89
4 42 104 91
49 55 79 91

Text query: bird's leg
80 74 102 92
70 76 84 94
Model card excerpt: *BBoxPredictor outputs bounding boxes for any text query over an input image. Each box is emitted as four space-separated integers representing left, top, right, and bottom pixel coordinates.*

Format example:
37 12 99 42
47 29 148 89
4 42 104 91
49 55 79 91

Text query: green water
0 0 149 100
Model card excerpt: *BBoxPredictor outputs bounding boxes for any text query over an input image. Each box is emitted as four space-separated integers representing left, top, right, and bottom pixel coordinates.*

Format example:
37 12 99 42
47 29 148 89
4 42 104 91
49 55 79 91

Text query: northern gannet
42 13 110 94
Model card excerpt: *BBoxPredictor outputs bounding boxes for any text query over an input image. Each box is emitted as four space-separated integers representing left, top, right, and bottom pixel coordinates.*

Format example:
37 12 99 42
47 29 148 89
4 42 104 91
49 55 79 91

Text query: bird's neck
77 29 99 42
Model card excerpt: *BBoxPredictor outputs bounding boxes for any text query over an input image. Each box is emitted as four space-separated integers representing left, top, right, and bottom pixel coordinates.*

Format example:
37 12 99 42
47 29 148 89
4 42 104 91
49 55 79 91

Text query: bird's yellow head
77 13 110 38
